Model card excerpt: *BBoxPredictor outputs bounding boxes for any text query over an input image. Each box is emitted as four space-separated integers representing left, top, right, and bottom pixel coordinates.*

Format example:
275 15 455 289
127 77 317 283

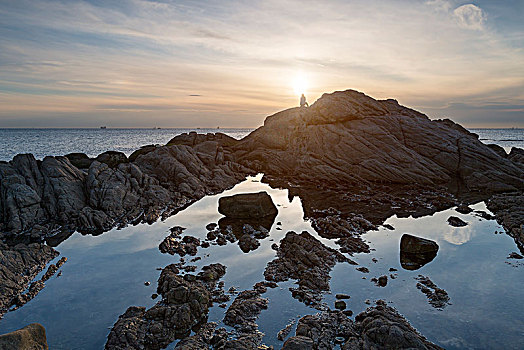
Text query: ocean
0 128 521 162
0 128 254 161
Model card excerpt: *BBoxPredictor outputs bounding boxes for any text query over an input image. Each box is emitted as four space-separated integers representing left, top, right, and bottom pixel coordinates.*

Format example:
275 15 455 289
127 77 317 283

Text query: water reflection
0 176 522 350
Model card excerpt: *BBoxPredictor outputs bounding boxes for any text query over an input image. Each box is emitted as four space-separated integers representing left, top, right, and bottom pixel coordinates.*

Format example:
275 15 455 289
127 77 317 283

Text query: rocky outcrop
0 323 49 350
105 263 226 350
0 133 250 238
415 275 450 309
346 302 443 349
0 242 58 318
486 192 524 252
265 231 355 308
218 191 277 218
283 301 441 349
233 90 523 194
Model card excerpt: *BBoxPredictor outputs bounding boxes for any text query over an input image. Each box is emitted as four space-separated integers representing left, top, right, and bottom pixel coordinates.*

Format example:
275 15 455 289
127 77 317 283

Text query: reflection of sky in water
0 176 523 349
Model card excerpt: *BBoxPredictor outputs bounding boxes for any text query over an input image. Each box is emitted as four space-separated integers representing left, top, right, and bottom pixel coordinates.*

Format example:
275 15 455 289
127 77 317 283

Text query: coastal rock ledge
233 89 523 193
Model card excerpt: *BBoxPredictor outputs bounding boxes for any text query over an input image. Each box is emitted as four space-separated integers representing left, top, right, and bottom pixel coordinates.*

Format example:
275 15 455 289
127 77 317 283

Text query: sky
0 0 523 128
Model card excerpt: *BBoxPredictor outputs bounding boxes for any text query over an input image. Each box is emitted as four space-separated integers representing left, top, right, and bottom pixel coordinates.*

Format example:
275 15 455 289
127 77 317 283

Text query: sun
292 74 308 96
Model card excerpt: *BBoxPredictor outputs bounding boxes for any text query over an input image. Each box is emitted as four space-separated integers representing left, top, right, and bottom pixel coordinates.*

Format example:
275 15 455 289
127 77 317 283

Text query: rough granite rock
0 133 250 238
345 302 443 349
264 231 355 308
0 242 58 318
233 90 523 194
283 303 442 350
0 323 49 350
105 263 226 350
486 192 524 253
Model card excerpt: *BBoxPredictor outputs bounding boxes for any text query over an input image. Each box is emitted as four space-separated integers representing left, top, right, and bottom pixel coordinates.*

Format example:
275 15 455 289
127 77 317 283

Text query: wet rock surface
487 192 524 252
0 242 59 318
346 302 443 349
105 263 226 350
283 302 442 349
0 323 49 350
264 231 355 308
224 289 268 342
416 275 450 309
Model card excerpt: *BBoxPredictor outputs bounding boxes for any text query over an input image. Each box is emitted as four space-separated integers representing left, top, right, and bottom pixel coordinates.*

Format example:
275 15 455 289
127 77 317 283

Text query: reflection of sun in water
293 74 308 96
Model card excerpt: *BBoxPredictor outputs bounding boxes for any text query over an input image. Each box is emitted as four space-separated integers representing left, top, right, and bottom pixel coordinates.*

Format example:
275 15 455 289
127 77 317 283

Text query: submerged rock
264 231 354 308
218 191 277 219
416 275 450 309
0 323 48 350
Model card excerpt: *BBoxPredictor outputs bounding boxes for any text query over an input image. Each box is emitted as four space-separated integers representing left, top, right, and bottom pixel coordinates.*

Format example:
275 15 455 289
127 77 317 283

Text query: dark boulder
0 323 48 350
400 234 439 270
400 234 439 254
487 144 507 158
218 191 277 219
128 145 157 162
282 335 314 350
64 152 93 169
447 216 468 227
95 151 129 168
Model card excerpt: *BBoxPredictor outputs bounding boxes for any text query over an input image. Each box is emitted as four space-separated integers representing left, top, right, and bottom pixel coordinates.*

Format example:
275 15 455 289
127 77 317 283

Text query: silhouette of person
300 93 309 108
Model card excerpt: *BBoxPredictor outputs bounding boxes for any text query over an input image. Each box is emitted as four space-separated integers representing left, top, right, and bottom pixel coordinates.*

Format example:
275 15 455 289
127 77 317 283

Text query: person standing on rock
300 94 309 108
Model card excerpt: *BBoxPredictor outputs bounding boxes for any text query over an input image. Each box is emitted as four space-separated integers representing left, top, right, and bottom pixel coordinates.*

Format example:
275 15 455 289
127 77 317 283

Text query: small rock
447 216 468 227
335 300 346 310
356 267 369 273
144 281 150 286
456 204 473 214
335 293 350 299
206 223 217 231
508 252 523 259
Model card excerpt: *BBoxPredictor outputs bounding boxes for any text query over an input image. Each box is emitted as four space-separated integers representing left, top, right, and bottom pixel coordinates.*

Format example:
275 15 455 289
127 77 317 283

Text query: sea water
0 128 253 161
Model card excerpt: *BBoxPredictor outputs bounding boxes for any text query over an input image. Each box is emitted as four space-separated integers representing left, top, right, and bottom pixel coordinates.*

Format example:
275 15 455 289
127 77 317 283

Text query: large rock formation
0 134 250 238
233 90 523 193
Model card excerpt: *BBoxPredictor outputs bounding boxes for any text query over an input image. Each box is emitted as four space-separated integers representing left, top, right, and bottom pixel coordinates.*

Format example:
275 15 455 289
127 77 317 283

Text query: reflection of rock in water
216 191 278 253
400 234 439 270
218 215 276 239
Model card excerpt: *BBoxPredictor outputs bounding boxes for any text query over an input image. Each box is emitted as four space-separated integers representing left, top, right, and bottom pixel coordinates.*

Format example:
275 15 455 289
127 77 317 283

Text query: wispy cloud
0 0 522 127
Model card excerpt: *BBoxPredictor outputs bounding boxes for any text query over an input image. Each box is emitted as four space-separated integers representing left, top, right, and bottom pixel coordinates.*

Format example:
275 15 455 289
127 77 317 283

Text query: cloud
453 4 486 30
0 0 522 127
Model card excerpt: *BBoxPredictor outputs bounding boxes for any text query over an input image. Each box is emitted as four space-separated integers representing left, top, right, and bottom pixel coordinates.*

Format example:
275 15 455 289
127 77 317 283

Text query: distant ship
100 126 107 129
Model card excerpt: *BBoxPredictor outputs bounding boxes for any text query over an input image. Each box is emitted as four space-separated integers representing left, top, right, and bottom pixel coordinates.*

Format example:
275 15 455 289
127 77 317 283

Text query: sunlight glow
293 74 308 96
